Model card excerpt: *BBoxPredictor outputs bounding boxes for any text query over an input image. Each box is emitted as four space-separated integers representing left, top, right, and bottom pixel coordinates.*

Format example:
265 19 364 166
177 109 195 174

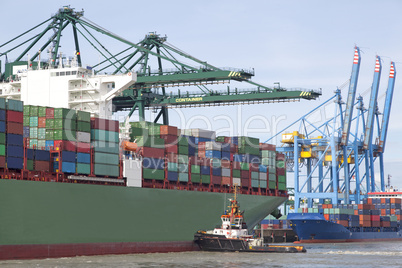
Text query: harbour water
1 241 401 268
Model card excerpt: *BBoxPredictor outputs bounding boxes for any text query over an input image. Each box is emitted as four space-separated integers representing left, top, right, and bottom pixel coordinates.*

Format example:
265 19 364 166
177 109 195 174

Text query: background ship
0 7 322 260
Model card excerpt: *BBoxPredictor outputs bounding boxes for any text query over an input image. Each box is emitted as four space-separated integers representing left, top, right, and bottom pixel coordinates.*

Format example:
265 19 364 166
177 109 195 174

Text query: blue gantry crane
266 47 397 210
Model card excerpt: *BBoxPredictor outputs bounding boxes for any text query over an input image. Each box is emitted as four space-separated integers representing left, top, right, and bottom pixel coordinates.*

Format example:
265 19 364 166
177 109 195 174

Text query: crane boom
363 56 382 150
341 47 361 146
378 62 396 152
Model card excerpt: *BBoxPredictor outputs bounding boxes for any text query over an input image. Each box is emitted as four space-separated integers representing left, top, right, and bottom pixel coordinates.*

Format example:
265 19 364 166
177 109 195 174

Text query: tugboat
194 185 306 253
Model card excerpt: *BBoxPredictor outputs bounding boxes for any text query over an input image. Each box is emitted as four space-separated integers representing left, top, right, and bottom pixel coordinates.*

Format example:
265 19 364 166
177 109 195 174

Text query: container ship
287 192 402 243
0 63 289 260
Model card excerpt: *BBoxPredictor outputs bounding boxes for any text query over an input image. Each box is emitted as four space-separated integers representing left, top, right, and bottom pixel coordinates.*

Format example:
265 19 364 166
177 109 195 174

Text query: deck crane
340 47 361 203
363 56 382 192
0 6 321 128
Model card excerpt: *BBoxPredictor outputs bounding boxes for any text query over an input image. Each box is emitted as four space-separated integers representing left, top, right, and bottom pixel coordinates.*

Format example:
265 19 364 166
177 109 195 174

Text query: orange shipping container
367 198 372 205
337 220 349 227
371 221 381 227
359 215 371 221
38 117 46 128
160 125 178 136
359 220 371 227
324 214 330 221
381 209 386 216
221 160 231 169
221 176 231 185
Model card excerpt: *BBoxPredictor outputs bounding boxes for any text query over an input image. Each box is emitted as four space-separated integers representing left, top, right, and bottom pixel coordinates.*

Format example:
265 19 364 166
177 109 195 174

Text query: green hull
0 179 285 245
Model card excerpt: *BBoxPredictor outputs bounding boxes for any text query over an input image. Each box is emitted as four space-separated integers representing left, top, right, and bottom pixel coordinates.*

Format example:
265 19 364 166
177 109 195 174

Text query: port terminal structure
0 6 321 126
266 47 396 209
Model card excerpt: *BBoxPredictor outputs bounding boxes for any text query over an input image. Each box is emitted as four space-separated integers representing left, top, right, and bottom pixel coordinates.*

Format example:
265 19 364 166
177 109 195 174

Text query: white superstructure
0 58 136 119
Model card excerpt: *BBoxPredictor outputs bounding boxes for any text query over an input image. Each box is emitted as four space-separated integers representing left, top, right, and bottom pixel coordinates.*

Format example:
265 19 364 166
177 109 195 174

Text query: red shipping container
222 176 231 185
224 137 231 143
198 142 206 151
0 156 5 168
221 159 230 169
165 144 178 154
276 153 285 161
230 144 238 153
160 125 178 136
381 221 390 227
141 147 164 158
359 215 371 221
38 117 46 128
397 215 401 221
211 175 221 185
35 160 50 172
327 204 333 209
6 122 23 135
241 178 249 187
367 198 373 205
371 215 380 221
358 204 373 210
360 221 371 227
166 153 177 162
160 134 178 145
7 111 23 123
240 170 249 179
46 108 54 118
76 142 91 153
250 163 259 172
63 141 77 152
391 198 401 204
277 168 286 176
233 161 240 170
259 143 276 151
371 221 381 227
90 118 119 132
200 158 210 166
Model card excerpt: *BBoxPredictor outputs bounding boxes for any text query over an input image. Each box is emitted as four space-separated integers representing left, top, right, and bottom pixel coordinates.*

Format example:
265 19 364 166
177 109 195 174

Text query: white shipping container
259 172 267 181
190 128 216 139
76 131 91 143
124 159 142 187
204 141 221 150
233 177 241 186
222 168 231 177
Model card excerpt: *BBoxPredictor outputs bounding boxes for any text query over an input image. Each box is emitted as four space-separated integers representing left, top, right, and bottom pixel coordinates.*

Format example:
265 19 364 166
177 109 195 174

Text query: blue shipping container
62 151 76 162
45 140 54 150
221 151 230 161
0 121 5 132
200 165 210 175
205 150 221 159
7 134 23 146
23 126 30 138
6 145 24 158
27 149 34 160
77 152 91 164
212 167 221 176
167 171 178 182
259 165 268 172
0 110 5 121
61 161 76 173
35 149 50 161
6 156 23 169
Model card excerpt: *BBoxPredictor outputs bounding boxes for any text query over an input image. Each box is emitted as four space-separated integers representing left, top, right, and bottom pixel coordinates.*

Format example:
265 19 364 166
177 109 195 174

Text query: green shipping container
94 163 119 177
54 129 76 141
237 136 259 147
26 159 34 171
201 174 210 184
178 172 189 182
46 119 54 129
38 139 46 148
54 119 77 131
240 162 249 171
268 181 276 189
177 155 189 164
178 145 188 155
167 162 178 172
0 133 5 144
191 165 200 174
6 99 23 112
76 111 91 122
142 168 164 180
178 136 189 147
38 106 47 117
278 175 286 183
38 128 46 139
0 98 5 109
268 173 276 181
29 106 39 116
45 130 54 140
251 180 259 188
77 121 91 132
260 180 267 189
93 152 119 165
0 144 5 156
54 108 77 120
191 174 201 183
91 129 119 143
251 171 259 180
232 169 241 178
278 182 286 191
23 116 30 126
77 163 91 174
29 139 38 148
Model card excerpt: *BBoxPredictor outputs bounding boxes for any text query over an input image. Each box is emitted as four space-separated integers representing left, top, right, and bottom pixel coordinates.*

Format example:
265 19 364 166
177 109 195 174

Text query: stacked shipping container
6 99 24 170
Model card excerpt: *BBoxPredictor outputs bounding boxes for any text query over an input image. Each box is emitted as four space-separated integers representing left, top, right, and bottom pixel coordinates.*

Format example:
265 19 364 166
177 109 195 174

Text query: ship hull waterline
0 179 286 260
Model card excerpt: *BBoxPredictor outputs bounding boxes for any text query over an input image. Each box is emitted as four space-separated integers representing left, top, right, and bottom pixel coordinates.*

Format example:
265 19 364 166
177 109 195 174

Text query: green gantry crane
0 6 321 124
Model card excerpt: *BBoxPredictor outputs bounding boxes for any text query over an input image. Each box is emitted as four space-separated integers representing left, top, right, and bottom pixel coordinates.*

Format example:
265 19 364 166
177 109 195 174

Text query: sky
1 0 402 190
